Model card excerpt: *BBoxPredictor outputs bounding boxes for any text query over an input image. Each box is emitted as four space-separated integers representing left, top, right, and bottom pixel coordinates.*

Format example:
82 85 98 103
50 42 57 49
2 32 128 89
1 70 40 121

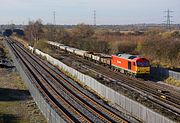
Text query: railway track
47 44 180 117
81 65 180 115
8 40 83 122
6 38 129 123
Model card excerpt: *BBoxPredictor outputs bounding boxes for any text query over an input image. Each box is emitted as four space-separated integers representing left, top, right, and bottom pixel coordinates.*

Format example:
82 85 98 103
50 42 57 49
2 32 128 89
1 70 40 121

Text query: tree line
23 19 180 69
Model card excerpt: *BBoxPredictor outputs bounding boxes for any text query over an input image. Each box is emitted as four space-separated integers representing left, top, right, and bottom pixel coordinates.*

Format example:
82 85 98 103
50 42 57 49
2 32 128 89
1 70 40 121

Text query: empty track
6 38 129 123
48 44 180 117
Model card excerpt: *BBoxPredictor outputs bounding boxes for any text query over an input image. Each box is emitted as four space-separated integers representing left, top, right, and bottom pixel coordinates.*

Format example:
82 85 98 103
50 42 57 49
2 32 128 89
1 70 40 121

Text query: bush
165 77 180 87
141 38 180 68
72 24 95 39
67 38 110 54
117 41 137 54
34 40 49 51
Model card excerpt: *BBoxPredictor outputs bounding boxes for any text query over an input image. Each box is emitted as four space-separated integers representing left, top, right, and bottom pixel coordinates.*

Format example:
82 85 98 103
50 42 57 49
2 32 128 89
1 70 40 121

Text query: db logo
117 60 121 64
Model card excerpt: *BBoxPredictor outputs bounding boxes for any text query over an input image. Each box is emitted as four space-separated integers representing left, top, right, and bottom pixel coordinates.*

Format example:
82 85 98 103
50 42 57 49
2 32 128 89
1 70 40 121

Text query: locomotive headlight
138 67 140 72
137 67 150 74
137 68 140 72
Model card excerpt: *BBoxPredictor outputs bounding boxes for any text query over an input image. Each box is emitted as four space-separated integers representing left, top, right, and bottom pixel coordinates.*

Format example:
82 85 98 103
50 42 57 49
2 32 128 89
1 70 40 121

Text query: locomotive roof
116 53 139 60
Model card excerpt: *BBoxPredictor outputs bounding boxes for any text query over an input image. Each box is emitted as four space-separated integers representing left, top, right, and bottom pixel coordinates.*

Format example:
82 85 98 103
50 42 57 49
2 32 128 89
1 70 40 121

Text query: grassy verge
0 68 47 123
164 77 180 87
0 38 46 123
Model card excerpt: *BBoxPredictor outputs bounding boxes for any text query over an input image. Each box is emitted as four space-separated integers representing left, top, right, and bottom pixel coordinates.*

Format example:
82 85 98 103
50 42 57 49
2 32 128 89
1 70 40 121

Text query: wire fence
4 41 66 123
34 47 175 123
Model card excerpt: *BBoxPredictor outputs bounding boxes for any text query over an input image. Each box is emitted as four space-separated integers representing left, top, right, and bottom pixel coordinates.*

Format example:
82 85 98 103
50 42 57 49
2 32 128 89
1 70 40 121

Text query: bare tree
72 23 95 39
25 19 44 42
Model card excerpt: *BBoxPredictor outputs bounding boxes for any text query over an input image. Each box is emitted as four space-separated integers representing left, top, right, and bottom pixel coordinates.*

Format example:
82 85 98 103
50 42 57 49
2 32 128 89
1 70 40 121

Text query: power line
164 8 173 31
93 10 96 26
53 11 56 41
53 11 56 25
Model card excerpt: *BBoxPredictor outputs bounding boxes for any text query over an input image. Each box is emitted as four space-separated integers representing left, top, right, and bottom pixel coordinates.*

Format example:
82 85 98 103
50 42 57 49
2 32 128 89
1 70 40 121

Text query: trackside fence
151 67 180 80
32 47 175 123
4 41 66 123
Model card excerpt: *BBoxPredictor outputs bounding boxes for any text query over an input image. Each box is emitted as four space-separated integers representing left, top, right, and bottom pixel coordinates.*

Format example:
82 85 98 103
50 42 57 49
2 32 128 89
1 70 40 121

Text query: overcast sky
0 0 179 25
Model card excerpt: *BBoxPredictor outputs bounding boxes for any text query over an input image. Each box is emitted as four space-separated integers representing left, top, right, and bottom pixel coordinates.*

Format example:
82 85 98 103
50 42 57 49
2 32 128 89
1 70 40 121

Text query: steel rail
7 39 89 123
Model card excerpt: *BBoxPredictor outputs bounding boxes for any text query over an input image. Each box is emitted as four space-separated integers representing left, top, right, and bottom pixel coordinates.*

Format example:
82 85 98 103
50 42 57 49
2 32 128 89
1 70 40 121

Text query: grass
0 102 26 123
0 37 47 123
164 77 180 87
0 69 47 123
0 38 46 123
0 72 26 89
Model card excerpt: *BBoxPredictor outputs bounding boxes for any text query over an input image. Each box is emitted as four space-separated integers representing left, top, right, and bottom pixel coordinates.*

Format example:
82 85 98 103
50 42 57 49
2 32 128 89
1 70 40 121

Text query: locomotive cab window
137 61 149 67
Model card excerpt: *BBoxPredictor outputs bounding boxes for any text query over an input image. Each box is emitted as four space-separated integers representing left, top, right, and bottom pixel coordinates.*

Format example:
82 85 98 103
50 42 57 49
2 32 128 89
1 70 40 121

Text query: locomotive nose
137 67 150 74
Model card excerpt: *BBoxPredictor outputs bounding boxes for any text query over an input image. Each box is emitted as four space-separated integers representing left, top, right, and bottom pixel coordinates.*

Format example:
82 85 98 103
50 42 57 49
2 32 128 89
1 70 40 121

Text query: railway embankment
6 37 134 122
0 37 46 123
13 36 180 87
9 36 180 122
29 44 178 123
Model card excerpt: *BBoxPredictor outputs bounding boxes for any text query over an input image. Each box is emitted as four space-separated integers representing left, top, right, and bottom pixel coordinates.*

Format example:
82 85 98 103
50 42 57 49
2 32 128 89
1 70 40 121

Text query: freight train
48 41 150 77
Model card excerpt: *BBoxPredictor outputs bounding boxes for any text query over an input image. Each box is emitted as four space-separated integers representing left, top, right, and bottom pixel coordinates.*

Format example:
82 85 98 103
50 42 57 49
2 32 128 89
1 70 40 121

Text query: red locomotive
111 53 150 77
